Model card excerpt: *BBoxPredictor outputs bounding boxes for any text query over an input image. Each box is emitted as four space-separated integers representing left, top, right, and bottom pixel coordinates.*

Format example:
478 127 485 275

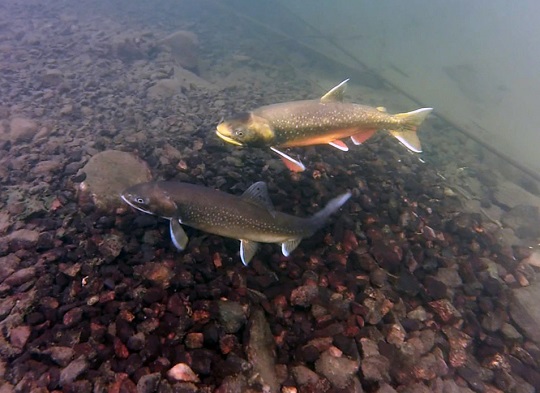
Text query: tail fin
390 107 433 153
310 192 351 230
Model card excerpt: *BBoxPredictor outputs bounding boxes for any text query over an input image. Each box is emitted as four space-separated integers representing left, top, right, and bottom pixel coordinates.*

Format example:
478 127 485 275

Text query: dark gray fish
121 181 351 265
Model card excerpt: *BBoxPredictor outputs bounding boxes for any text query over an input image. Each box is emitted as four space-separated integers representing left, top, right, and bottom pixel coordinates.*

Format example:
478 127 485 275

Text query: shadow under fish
121 181 351 265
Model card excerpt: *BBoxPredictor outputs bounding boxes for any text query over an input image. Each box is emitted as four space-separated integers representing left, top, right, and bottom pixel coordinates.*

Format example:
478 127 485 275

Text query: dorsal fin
241 181 275 216
320 79 349 103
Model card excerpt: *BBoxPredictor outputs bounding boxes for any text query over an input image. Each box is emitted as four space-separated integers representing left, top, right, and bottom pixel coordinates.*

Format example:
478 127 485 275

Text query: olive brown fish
216 79 433 172
121 181 351 265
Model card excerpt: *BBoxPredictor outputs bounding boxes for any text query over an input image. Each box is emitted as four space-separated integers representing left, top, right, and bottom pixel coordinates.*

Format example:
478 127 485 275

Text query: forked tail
390 107 433 153
310 192 351 231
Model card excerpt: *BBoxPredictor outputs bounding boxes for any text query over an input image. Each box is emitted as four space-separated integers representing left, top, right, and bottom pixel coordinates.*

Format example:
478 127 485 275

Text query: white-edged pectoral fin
281 238 302 257
170 219 188 251
240 239 259 266
270 147 306 172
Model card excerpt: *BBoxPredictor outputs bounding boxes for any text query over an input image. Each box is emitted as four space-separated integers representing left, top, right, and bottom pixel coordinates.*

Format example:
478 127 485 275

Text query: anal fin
170 219 188 251
351 129 376 145
329 140 349 151
270 147 306 172
240 239 259 266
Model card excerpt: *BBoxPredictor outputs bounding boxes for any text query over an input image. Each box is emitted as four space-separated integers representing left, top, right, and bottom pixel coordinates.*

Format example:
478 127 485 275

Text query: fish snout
216 122 243 146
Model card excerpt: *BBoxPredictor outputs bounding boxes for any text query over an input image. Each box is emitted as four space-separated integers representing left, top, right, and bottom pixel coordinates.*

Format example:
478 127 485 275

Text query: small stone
385 323 406 346
44 346 74 367
59 104 73 116
167 363 200 383
59 357 89 386
7 118 38 142
63 307 83 327
315 349 359 389
361 355 390 382
501 323 522 341
428 299 462 322
3 267 36 287
443 326 472 367
290 284 319 307
292 365 320 386
41 69 64 86
114 337 129 359
136 372 161 393
8 230 40 249
218 300 246 334
407 306 429 321
9 325 30 349
185 332 204 349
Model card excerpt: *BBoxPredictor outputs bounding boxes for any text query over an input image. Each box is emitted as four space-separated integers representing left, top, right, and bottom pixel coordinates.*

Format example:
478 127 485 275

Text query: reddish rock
63 307 83 327
428 299 462 323
114 337 129 359
290 285 319 307
185 333 204 349
3 267 36 287
9 325 30 349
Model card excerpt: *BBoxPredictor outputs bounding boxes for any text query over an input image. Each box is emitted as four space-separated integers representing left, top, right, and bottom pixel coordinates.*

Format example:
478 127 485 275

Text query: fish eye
235 129 244 137
135 197 145 204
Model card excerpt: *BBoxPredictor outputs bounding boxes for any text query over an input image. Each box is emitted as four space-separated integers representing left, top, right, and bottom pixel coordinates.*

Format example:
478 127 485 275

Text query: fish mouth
215 129 243 146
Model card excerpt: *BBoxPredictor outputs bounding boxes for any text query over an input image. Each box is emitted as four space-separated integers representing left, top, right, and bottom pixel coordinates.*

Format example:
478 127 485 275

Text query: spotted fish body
216 79 433 172
121 181 350 265
251 100 414 147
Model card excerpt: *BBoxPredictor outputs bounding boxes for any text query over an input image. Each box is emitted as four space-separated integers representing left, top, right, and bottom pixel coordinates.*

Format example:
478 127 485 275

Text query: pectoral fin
329 140 349 151
170 219 188 251
281 238 302 257
240 239 259 266
351 129 376 145
270 147 306 172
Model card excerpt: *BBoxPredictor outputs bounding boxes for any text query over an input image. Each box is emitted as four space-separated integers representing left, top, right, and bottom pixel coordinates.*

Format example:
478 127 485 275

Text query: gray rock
315 349 360 389
3 118 39 143
435 267 462 288
59 356 88 386
292 365 319 386
218 300 246 334
360 354 390 382
9 325 30 349
501 322 523 340
501 205 540 239
290 285 319 307
147 79 184 100
44 346 74 367
41 69 64 87
78 150 152 212
246 309 278 393
216 375 248 393
3 267 36 287
510 283 540 344
376 383 398 393
157 30 199 71
136 373 161 393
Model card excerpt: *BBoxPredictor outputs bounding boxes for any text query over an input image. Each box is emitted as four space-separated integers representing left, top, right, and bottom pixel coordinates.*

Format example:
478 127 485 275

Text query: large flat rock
78 150 152 212
510 283 540 345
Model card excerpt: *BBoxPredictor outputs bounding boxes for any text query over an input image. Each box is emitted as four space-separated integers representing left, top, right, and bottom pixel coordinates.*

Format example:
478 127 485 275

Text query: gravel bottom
1 0 540 392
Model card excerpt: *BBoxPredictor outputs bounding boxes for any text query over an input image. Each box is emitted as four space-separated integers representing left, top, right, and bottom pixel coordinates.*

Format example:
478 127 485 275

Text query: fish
121 181 351 265
216 79 433 172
